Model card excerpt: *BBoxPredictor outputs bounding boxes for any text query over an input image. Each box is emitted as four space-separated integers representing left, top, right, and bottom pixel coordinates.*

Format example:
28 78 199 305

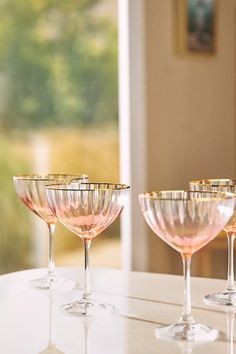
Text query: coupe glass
46 182 130 316
13 174 88 289
190 179 236 306
139 190 235 341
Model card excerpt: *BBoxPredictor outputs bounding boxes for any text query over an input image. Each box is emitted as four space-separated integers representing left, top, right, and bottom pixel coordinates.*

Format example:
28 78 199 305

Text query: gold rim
46 182 130 191
13 173 88 181
190 178 236 187
139 190 236 201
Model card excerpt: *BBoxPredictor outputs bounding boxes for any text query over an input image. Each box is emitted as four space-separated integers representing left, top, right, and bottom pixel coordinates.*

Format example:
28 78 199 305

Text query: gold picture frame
176 0 217 56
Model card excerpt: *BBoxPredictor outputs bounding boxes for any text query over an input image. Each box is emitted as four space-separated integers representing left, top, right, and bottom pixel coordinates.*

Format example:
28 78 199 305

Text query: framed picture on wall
176 0 217 55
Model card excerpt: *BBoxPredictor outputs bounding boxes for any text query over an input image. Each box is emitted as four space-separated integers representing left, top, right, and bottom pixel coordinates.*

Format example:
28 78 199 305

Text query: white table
0 267 234 353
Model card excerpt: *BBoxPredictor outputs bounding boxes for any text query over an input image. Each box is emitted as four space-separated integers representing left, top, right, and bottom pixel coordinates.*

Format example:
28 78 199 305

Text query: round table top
0 267 234 354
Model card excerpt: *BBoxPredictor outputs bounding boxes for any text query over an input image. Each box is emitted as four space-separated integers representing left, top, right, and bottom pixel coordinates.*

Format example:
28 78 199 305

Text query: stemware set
13 174 130 317
13 173 236 343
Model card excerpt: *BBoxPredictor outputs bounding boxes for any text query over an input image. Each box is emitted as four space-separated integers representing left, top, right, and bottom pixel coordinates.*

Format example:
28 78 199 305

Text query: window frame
118 0 148 271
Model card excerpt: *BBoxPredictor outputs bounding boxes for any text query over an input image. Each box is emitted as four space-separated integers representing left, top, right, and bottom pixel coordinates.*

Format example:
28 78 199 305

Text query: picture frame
176 0 217 55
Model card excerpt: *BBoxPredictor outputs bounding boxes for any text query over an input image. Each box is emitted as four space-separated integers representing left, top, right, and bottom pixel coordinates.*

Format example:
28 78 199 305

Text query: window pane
0 0 119 273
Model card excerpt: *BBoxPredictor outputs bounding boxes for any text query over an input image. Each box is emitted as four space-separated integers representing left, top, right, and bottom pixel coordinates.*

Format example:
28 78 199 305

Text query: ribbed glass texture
46 183 129 240
139 190 235 256
13 174 88 225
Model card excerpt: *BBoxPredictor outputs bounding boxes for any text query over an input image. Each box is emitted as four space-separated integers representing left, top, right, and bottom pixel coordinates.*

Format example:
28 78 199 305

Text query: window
0 0 119 273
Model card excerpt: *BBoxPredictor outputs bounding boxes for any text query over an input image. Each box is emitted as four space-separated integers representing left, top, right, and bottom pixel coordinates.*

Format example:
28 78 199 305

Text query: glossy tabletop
0 267 234 353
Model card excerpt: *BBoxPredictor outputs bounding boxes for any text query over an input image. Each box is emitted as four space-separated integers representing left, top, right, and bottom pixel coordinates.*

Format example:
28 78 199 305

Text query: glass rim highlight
13 173 88 181
139 190 236 201
190 178 236 187
45 182 130 191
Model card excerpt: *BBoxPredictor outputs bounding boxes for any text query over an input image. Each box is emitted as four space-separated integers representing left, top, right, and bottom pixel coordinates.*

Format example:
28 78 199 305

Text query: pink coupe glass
13 173 88 290
46 182 130 316
139 190 235 341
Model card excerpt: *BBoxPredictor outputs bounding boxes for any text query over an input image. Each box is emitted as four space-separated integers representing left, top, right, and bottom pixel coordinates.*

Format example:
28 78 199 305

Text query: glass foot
204 291 236 306
61 297 115 316
30 275 75 291
155 322 218 342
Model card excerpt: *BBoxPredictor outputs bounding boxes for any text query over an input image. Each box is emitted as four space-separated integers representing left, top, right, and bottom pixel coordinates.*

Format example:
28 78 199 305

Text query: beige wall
144 0 236 275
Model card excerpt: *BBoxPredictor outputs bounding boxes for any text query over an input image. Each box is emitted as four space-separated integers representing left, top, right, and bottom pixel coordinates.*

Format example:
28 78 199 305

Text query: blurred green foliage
0 0 118 128
0 131 32 272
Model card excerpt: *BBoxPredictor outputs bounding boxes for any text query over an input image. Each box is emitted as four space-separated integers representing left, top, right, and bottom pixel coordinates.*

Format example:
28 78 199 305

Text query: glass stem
82 239 92 299
180 254 194 324
226 233 236 292
48 223 56 278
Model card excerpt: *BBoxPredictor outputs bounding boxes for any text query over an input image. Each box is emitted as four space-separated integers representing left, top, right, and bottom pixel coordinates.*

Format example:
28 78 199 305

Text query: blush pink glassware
13 174 88 290
46 182 130 316
139 190 235 342
190 179 236 306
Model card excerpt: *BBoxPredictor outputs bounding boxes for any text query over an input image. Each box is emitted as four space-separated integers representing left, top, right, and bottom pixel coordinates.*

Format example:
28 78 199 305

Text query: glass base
30 274 75 291
61 297 115 316
204 291 236 306
155 321 218 342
